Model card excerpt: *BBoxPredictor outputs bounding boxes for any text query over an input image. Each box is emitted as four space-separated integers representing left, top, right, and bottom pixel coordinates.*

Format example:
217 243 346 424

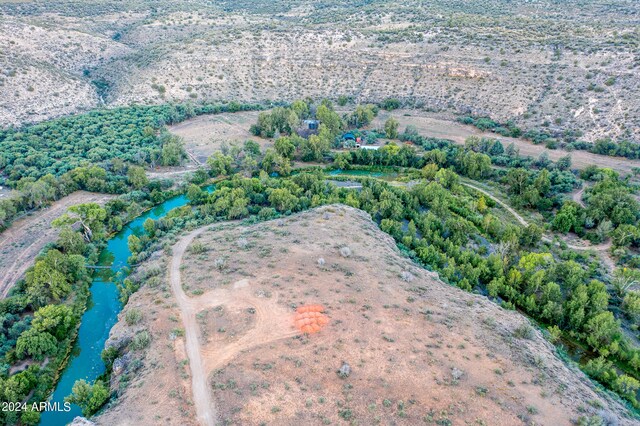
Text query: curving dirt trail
462 182 615 272
571 186 587 208
169 227 298 426
462 182 528 227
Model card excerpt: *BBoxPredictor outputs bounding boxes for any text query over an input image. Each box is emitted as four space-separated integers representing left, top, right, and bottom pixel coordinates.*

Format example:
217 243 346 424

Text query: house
342 132 381 150
303 119 319 130
297 119 320 138
342 132 357 148
343 132 356 141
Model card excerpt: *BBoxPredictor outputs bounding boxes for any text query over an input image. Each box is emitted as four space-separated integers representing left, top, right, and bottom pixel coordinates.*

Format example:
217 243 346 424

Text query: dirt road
169 227 216 426
169 226 299 425
462 182 528 227
462 182 615 272
571 186 587 208
0 191 114 298
146 165 198 177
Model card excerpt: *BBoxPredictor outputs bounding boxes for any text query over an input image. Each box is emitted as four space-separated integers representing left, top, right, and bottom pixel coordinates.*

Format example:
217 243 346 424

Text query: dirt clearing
169 111 271 163
0 191 114 298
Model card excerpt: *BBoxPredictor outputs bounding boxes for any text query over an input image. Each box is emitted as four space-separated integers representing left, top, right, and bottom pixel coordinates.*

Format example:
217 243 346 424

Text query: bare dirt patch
99 205 634 425
169 111 271 163
197 304 257 345
145 164 203 182
0 191 114 298
373 109 640 175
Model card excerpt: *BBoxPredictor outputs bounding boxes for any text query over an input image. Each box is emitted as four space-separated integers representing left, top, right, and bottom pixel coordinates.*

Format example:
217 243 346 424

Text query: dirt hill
96 205 634 426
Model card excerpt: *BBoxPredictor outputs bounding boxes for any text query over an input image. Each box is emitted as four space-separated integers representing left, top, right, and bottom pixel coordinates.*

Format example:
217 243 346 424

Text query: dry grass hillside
1 0 638 142
96 205 634 426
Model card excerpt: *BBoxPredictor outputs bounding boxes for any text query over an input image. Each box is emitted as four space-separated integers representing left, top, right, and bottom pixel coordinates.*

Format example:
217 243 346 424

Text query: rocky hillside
1 0 638 141
96 205 634 425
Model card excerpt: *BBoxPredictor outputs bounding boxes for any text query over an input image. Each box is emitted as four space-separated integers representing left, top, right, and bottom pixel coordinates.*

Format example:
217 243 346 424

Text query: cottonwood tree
32 304 75 340
274 136 296 159
16 328 57 360
127 165 148 189
384 117 399 139
57 226 86 255
53 203 107 242
268 188 298 212
207 152 233 176
65 379 110 417
25 259 70 307
316 104 344 136
160 134 187 166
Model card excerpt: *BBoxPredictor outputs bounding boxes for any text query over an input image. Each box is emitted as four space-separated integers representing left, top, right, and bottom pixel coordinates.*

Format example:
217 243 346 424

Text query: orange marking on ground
294 304 329 334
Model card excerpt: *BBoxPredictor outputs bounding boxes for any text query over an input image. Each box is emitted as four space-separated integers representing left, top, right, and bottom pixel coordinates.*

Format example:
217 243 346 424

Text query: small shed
297 120 320 138
303 119 319 130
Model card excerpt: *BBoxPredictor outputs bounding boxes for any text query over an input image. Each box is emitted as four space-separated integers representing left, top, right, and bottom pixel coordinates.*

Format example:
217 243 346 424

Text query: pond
327 169 397 178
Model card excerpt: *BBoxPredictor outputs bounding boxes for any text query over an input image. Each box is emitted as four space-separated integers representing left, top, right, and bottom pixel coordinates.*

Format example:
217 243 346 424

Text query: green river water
38 170 631 423
40 188 213 425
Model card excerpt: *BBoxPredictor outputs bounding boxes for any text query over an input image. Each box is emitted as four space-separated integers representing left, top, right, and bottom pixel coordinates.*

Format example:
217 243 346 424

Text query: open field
1 0 638 143
169 111 270 163
373 109 640 174
96 205 633 425
170 108 640 175
0 191 114 298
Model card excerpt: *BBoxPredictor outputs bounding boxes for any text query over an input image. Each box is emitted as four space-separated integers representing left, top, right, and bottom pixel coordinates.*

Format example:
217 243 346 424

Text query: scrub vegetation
2 97 640 423
1 0 638 145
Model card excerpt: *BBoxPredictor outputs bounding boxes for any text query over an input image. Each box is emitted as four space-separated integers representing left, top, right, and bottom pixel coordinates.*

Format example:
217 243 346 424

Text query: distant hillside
1 0 638 142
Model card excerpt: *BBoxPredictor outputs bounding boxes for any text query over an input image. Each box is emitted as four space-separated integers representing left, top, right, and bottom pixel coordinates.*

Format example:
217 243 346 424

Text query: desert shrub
131 330 151 350
125 308 143 326
189 241 207 254
513 324 534 340
236 238 249 249
401 271 414 282
214 257 227 270
339 246 352 257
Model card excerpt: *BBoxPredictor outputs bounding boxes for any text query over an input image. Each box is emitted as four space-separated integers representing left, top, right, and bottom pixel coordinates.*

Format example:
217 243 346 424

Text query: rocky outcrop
70 417 96 426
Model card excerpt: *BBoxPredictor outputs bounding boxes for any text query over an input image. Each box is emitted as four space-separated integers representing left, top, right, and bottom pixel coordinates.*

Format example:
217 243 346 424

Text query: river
39 170 625 423
40 190 211 426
